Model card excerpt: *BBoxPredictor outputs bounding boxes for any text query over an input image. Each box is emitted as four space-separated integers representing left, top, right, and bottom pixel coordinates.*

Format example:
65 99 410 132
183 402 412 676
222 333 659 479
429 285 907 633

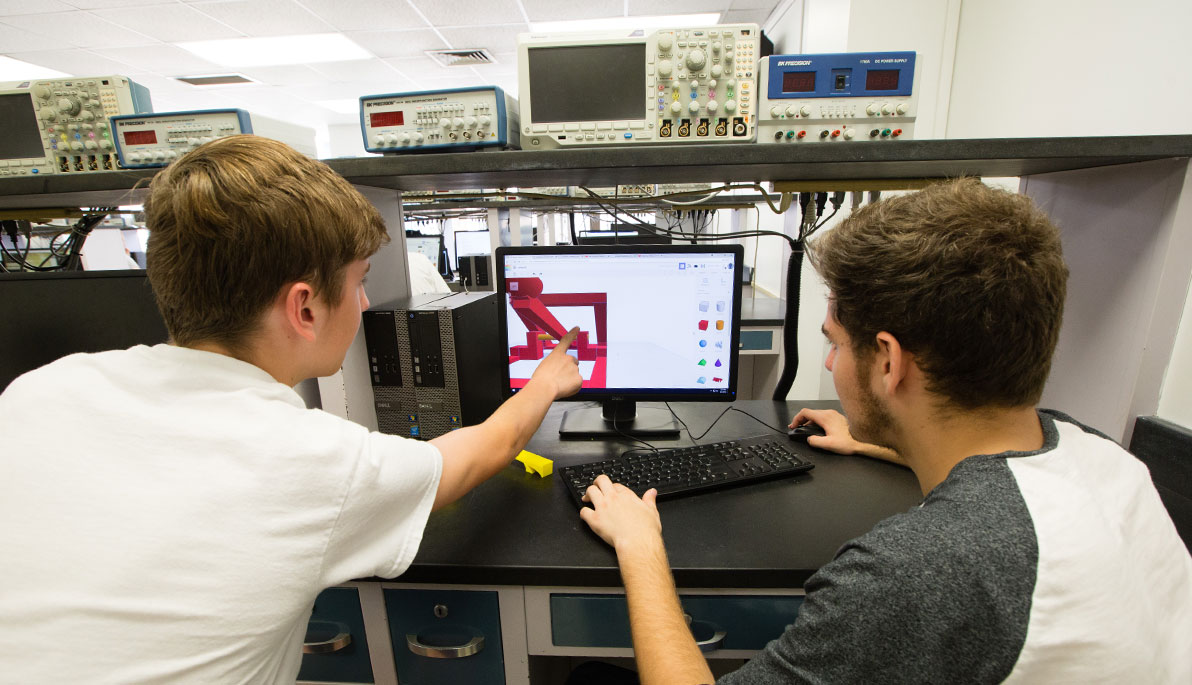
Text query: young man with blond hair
580 178 1192 683
0 135 582 682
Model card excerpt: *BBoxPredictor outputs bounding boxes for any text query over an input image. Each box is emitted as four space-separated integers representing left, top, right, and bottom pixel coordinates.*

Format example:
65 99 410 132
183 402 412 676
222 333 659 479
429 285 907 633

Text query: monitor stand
558 399 681 439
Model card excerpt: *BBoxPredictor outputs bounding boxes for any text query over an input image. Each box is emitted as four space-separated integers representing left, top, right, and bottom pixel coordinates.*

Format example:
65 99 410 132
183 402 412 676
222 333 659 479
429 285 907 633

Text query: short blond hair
808 178 1068 409
144 135 388 351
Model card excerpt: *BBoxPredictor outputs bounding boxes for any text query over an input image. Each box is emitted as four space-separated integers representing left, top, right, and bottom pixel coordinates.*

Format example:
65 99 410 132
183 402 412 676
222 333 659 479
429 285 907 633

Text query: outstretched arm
429 327 583 510
581 476 715 685
790 408 905 466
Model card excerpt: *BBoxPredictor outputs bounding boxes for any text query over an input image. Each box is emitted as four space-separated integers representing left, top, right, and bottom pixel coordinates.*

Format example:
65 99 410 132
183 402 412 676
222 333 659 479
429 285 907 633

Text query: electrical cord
664 402 789 443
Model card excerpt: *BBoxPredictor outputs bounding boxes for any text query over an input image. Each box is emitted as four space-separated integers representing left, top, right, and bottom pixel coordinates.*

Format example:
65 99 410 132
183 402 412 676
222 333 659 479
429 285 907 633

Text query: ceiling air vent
425 49 496 67
173 73 257 86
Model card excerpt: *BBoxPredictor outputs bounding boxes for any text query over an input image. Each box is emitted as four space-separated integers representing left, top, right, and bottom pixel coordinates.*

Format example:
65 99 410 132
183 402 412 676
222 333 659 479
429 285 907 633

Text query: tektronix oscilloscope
757 51 918 143
0 75 152 176
517 25 767 148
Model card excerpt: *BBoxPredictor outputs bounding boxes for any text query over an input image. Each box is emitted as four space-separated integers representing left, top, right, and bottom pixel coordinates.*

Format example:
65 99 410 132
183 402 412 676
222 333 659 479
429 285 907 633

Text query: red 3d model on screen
507 277 608 388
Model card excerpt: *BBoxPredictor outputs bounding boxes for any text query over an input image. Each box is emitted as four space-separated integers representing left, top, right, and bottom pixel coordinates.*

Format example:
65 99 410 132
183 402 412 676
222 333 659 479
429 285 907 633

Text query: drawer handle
406 634 485 659
303 621 352 654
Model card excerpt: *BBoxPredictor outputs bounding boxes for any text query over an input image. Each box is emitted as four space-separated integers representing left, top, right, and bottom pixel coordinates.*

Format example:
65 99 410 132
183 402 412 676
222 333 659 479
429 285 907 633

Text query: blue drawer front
551 593 802 651
739 330 775 350
384 588 505 684
297 587 374 683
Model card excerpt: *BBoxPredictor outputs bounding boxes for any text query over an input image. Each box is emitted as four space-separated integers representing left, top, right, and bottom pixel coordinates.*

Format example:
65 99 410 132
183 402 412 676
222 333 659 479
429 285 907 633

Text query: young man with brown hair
0 135 583 682
580 178 1192 683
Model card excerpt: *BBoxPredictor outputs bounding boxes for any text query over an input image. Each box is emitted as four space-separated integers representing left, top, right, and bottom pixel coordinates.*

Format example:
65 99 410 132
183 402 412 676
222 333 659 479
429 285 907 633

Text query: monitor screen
0 271 169 391
453 230 491 267
406 235 441 269
497 245 742 407
527 44 646 122
0 93 46 161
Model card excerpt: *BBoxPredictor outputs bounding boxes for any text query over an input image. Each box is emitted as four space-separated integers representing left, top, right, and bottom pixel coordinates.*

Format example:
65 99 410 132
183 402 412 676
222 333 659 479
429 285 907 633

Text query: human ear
283 282 318 343
874 331 909 396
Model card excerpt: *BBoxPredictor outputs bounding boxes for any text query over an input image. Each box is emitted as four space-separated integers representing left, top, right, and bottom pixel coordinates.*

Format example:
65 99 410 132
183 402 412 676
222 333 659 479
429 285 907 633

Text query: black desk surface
398 400 922 589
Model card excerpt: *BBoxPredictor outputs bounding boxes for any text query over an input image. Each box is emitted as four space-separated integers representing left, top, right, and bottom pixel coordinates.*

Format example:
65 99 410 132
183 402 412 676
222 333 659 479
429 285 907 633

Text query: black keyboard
561 434 815 505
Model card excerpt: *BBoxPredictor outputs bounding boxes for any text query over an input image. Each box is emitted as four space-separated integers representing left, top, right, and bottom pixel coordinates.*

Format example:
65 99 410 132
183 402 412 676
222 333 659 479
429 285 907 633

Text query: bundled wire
0 210 113 272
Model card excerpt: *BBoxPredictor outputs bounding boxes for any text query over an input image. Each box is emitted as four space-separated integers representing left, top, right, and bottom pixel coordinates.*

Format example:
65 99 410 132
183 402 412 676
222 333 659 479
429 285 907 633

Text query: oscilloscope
517 24 769 149
0 75 151 176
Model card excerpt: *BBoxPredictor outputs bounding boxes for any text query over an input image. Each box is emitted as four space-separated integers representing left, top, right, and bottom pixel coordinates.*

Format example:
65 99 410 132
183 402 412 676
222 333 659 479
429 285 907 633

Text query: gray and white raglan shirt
719 410 1192 684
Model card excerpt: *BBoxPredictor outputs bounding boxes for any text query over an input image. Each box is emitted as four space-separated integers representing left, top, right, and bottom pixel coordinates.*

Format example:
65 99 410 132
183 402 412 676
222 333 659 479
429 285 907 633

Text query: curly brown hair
144 135 388 353
808 178 1068 409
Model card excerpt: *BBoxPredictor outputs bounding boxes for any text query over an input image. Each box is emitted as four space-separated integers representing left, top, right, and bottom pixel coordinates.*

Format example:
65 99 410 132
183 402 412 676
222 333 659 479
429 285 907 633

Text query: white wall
1160 280 1192 427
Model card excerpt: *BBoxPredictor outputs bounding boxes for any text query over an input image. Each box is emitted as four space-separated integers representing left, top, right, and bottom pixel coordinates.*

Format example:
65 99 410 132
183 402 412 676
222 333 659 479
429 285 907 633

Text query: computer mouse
788 423 827 441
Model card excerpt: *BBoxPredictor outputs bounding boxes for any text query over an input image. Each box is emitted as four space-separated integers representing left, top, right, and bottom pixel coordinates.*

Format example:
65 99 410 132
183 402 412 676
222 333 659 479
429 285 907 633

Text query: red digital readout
865 69 900 91
370 111 405 127
782 71 816 93
122 130 157 145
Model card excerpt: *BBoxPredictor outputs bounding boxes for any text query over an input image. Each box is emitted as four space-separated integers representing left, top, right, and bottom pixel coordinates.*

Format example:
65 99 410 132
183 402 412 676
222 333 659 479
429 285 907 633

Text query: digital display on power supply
865 69 900 91
370 111 404 127
528 44 646 122
782 71 816 93
0 93 45 160
122 130 157 145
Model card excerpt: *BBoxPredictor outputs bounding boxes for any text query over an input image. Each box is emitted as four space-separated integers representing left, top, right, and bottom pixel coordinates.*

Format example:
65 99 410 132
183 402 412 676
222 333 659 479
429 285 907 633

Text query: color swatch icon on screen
698 320 709 331
715 359 722 367
699 339 707 347
715 320 724 330
716 301 726 312
699 300 710 312
698 359 707 366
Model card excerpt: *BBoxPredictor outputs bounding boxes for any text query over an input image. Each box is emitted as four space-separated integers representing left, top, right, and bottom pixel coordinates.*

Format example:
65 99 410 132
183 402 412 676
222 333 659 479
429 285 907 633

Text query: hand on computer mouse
788 423 827 441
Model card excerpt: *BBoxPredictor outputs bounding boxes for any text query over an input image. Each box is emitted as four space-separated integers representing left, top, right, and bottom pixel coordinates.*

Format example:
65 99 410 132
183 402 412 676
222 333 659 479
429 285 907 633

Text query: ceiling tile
7 49 139 77
91 44 224 76
722 8 770 26
308 58 403 84
234 64 329 87
410 0 525 27
437 24 526 53
346 28 447 60
729 0 780 9
92 3 244 42
283 78 415 102
468 51 517 77
0 21 58 52
188 0 334 37
0 0 74 15
63 0 171 7
297 0 426 32
626 1 728 16
519 0 621 23
1 12 156 49
384 55 480 82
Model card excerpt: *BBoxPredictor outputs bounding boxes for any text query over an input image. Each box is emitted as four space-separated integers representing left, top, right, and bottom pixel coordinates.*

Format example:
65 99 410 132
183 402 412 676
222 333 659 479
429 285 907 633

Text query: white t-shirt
0 344 443 684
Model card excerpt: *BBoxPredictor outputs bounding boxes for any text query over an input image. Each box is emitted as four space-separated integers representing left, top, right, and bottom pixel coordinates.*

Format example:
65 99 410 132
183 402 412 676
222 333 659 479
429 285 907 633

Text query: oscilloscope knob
706 99 719 114
439 117 451 128
40 107 56 121
479 115 491 127
710 64 723 78
33 85 50 99
57 97 81 116
464 116 477 127
658 59 674 77
712 41 722 53
688 100 700 114
670 101 683 115
452 117 464 128
69 141 83 151
100 139 113 150
658 35 673 52
686 48 707 71
725 100 737 113
81 110 95 122
84 139 97 150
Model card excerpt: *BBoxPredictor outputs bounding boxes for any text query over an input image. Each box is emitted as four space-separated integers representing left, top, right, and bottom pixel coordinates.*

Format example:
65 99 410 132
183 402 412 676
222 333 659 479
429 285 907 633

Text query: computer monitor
0 270 169 391
496 244 743 438
576 224 671 246
406 234 442 270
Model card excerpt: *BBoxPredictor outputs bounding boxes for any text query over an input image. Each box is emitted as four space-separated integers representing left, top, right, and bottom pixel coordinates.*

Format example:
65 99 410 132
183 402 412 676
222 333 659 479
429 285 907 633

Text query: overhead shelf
1 136 1189 208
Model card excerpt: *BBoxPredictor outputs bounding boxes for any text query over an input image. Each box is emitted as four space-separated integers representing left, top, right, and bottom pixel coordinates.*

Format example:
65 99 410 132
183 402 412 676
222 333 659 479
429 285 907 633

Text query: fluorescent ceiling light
0 56 71 81
530 13 722 33
177 33 371 68
316 99 359 114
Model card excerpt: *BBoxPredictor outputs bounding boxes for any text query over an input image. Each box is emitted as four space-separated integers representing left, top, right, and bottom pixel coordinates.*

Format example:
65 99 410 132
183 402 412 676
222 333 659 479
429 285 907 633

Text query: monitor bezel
495 244 744 404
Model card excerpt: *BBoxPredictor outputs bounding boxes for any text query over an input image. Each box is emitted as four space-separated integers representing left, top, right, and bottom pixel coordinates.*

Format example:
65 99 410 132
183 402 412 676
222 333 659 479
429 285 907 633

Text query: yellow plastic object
515 450 553 477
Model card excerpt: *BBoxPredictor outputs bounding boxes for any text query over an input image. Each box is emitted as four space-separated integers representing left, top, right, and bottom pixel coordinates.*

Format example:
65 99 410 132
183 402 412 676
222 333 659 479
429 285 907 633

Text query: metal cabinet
298 587 375 684
384 587 507 684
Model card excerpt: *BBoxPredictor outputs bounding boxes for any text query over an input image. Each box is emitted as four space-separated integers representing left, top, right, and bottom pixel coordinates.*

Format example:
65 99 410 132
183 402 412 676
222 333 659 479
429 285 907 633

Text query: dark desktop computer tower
457 254 493 289
362 291 503 439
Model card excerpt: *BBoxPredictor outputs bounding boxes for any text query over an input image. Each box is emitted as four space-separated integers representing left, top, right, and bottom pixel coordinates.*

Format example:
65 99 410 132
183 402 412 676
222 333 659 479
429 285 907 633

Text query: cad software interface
502 251 736 394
